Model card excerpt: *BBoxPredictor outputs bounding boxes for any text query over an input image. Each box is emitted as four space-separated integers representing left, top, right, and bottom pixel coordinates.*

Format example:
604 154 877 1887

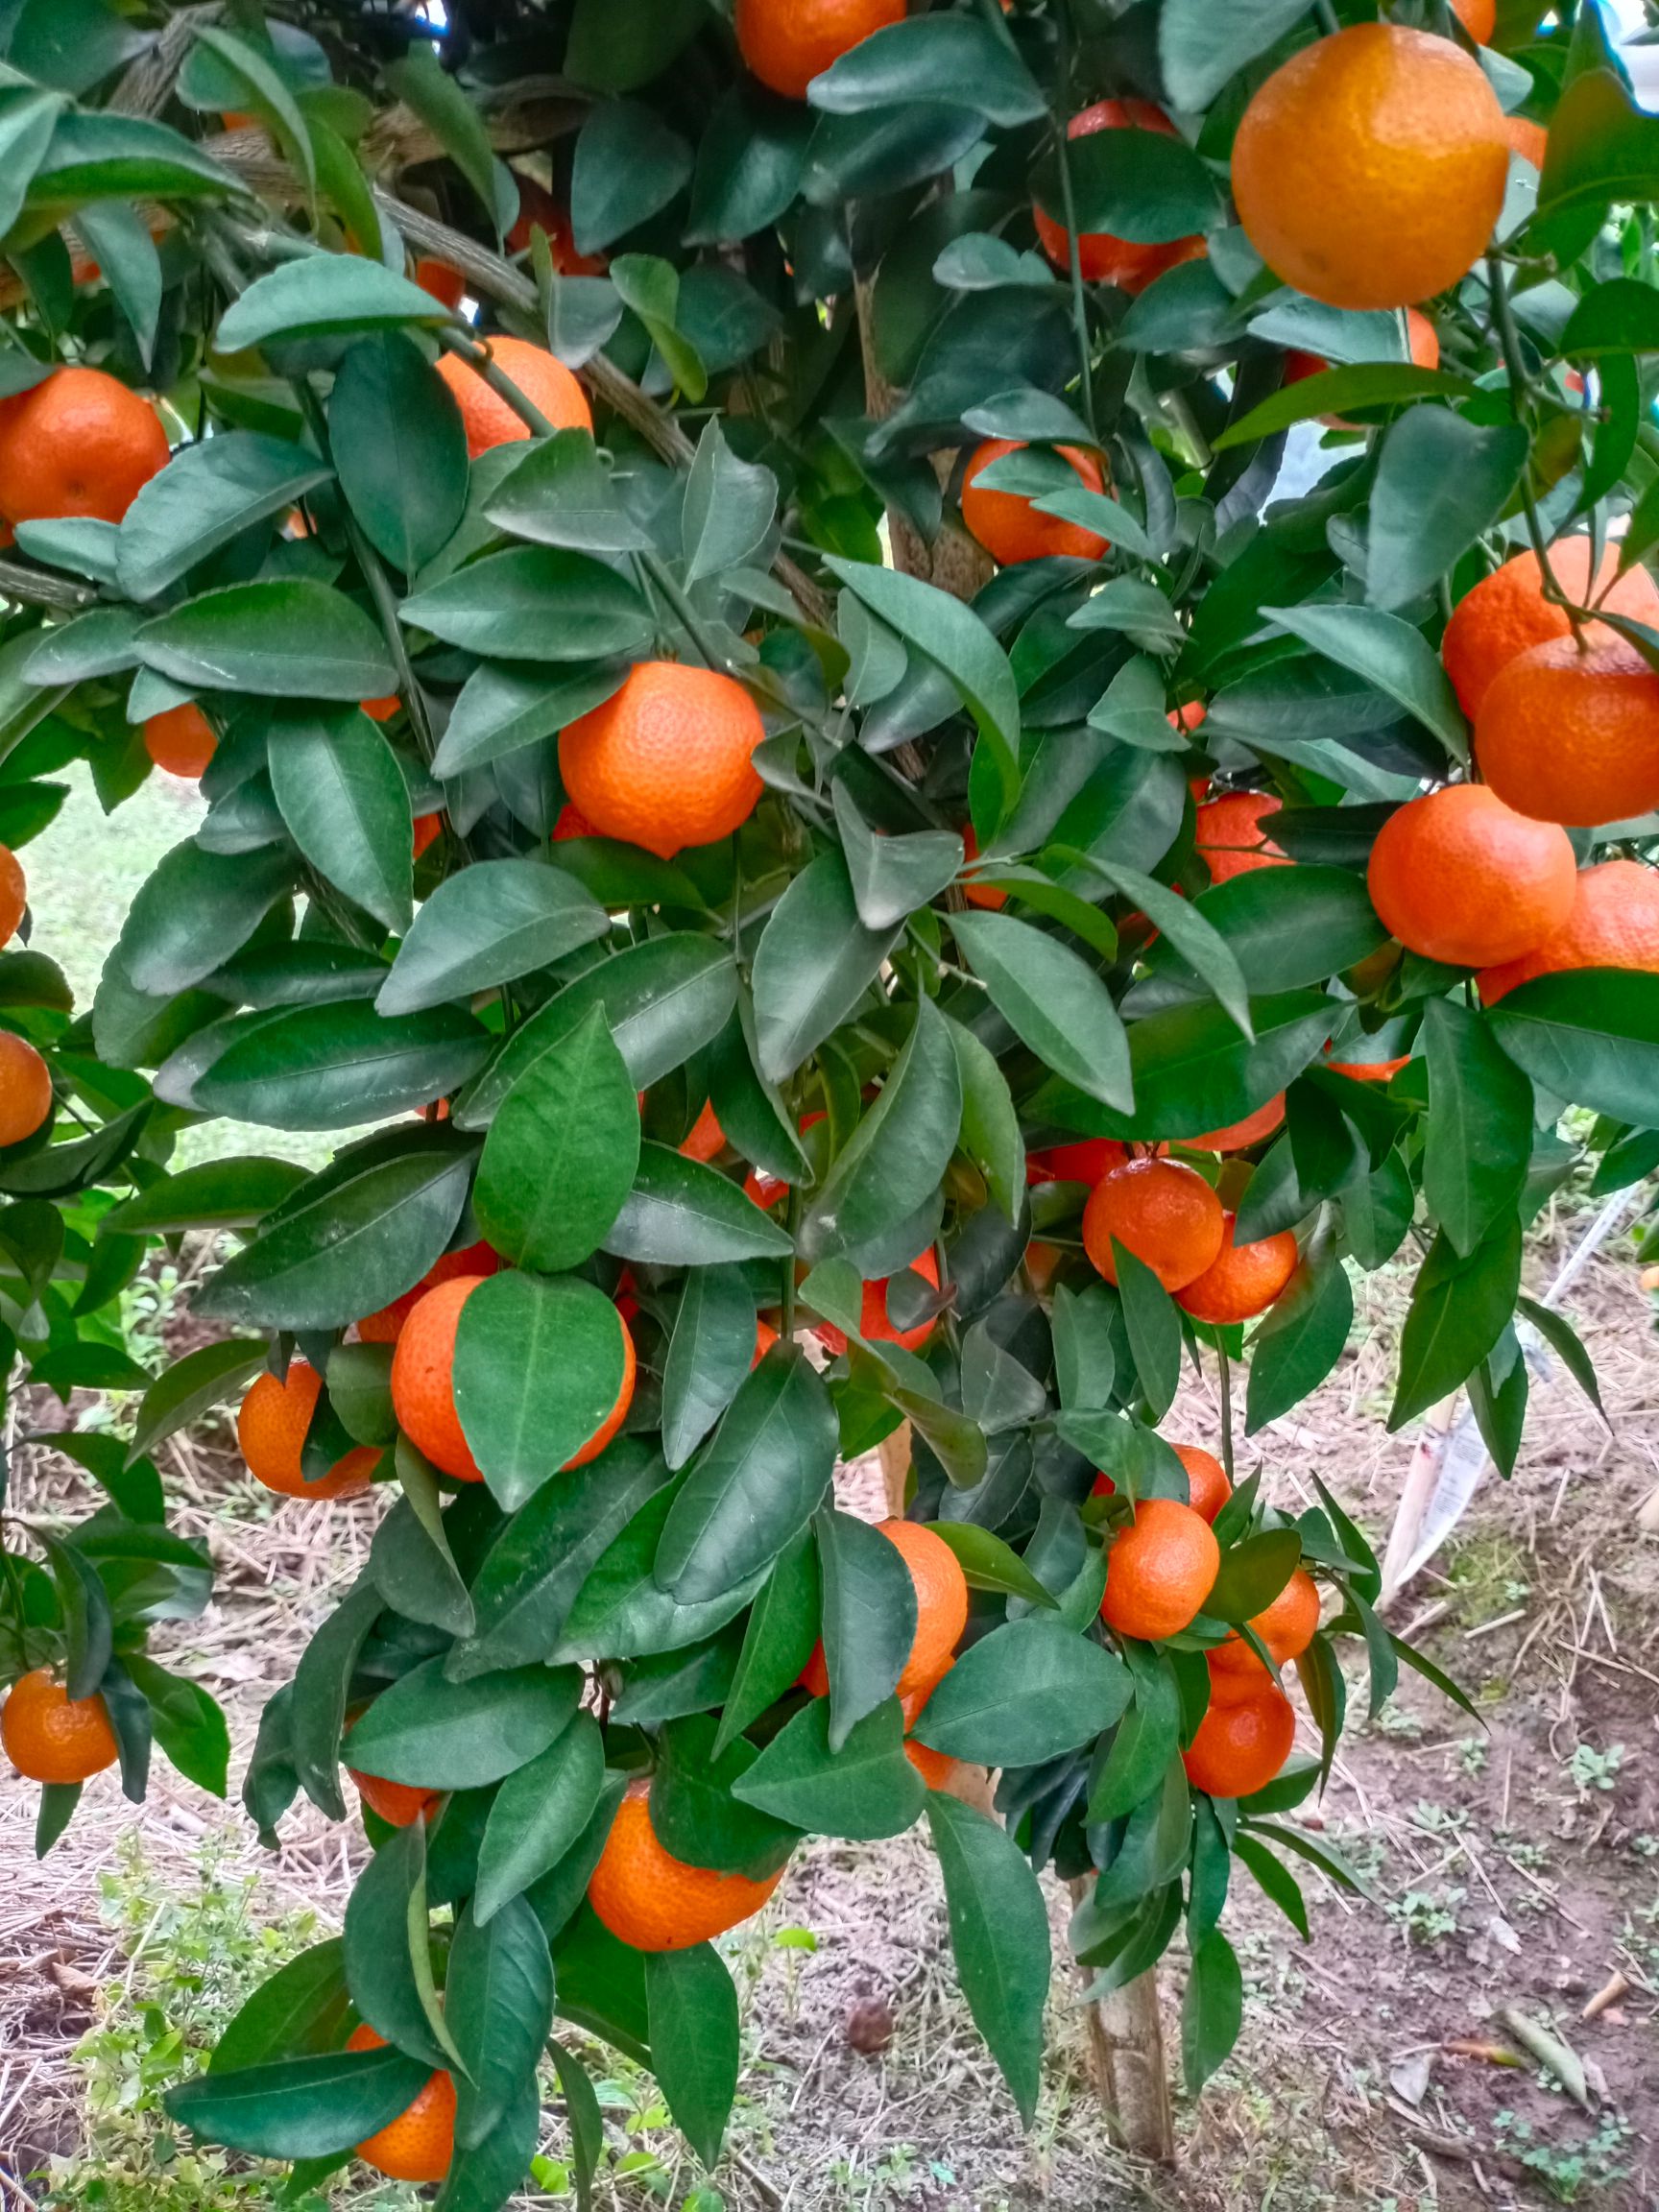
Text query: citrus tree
1 0 1657 2198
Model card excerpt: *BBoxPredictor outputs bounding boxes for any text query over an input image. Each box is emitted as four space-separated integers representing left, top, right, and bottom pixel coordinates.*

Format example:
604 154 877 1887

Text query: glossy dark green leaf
1088 1644 1181 1824
30 110 234 208
831 783 962 934
118 432 331 602
649 1713 798 1875
927 1521 1057 1609
951 908 1132 1112
1205 1529 1300 1626
1263 603 1466 757
377 858 610 1018
1035 992 1332 1143
446 1898 555 2149
345 1656 582 1791
195 1142 470 1330
1084 855 1252 1038
1214 365 1476 450
485 429 649 554
1516 1295 1604 1419
1182 1929 1242 2093
814 1506 917 1751
343 1820 455 2074
211 1939 349 2073
603 1142 794 1265
683 418 778 588
113 839 293 998
453 1438 673 1678
1036 121 1219 243
330 331 469 576
803 997 961 1259
644 1944 739 2171
475 1711 605 1925
1367 410 1529 614
1389 1221 1523 1431
551 1469 767 1662
1488 971 1659 1127
400 547 653 662
167 2046 429 2158
454 1270 633 1509
661 1262 759 1471
1115 1243 1182 1422
1245 1246 1353 1433
125 1338 268 1468
656 1347 838 1603
460 938 737 1126
1422 998 1533 1259
432 661 628 779
948 1013 1024 1223
912 1618 1129 1767
269 709 413 935
733 1696 923 1839
123 1654 228 1797
474 1003 637 1273
105 1156 308 1235
751 851 902 1085
711 1527 822 1759
1232 1834 1310 1939
1159 0 1312 108
218 256 452 351
571 98 693 253
926 1792 1049 2124
0 88 67 238
138 582 397 700
1129 866 1387 1011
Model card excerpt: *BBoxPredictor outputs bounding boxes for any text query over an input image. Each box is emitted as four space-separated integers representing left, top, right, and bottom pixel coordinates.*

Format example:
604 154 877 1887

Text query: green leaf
644 1946 739 2171
432 661 627 779
377 859 611 1018
211 1939 349 2073
1083 855 1252 1038
570 98 693 254
1533 67 1659 238
1560 275 1659 357
750 850 902 1084
217 256 453 351
400 546 653 662
603 1142 795 1265
1182 1929 1242 2092
1204 1529 1300 1626
35 1781 80 1857
1389 1222 1523 1431
345 1656 582 1791
1115 1241 1183 1421
1158 0 1311 108
167 2046 430 2159
485 430 650 555
123 1655 228 1797
1035 119 1217 242
832 784 963 933
453 1438 673 1678
948 1014 1024 1224
547 2041 604 2212
1214 364 1477 449
460 938 736 1126
1367 410 1529 613
683 419 778 588
269 709 413 935
913 1619 1130 1766
551 1467 767 1663
343 1821 455 2075
0 89 67 239
1232 1834 1310 1939
1035 992 1334 1143
1088 1644 1181 1824
1421 999 1533 1259
1263 603 1466 758
815 1506 917 1751
649 1713 797 1875
116 433 331 602
826 558 1021 821
1516 1295 1604 1420
113 838 293 998
195 1142 471 1331
686 85 813 245
126 1338 268 1468
951 908 1131 1112
803 998 961 1259
473 1003 637 1273
454 1270 633 1509
733 1697 925 1839
926 1793 1049 2125
386 44 507 230
565 0 708 92
330 333 469 576
105 1155 308 1236
711 1527 822 1760
1129 866 1387 1012
30 110 234 209
656 1347 838 1604
810 13 1045 127
446 1898 555 2150
139 581 396 701
1488 972 1659 1127
661 1262 757 1471
1245 1246 1353 1433
927 1522 1057 1609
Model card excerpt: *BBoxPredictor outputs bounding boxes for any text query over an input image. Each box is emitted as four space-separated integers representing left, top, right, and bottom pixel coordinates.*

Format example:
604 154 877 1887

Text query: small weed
1410 1798 1469 1837
1496 1832 1551 1872
1631 1832 1659 1859
1492 2110 1634 2203
1448 1532 1530 1624
1568 1743 1625 1796
1455 1736 1488 1776
1385 1887 1464 1946
1368 1700 1425 1743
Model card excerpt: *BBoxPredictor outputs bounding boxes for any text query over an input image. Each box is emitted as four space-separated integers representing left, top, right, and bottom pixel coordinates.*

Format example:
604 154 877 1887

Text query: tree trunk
1066 1893 1176 2164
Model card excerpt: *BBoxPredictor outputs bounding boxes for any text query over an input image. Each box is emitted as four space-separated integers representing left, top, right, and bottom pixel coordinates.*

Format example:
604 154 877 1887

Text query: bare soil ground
2 1190 1656 2212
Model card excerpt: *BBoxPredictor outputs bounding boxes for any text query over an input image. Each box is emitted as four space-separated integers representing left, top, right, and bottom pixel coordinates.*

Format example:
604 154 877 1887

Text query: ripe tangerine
435 334 591 458
1183 1684 1296 1798
1 1669 119 1784
1367 783 1577 965
1479 859 1659 1004
802 1518 969 1700
237 1363 378 1501
1176 1215 1299 1327
0 1031 53 1147
144 704 217 779
960 439 1108 566
733 0 906 101
588 1779 787 1950
1100 1498 1220 1643
559 661 765 860
346 2025 455 2184
0 367 170 525
1195 792 1287 885
1440 539 1659 720
1082 1157 1224 1294
813 1244 942 1356
1033 102 1208 293
1477 636 1659 828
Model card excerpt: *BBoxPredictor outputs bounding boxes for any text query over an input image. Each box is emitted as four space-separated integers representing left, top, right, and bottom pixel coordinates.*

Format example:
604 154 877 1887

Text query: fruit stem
1050 0 1101 446
1486 253 1589 649
1216 1336 1236 1487
439 328 556 439
636 550 722 672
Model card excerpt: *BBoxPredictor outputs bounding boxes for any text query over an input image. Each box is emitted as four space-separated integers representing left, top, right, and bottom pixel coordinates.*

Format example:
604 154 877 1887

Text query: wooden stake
1066 1890 1175 2163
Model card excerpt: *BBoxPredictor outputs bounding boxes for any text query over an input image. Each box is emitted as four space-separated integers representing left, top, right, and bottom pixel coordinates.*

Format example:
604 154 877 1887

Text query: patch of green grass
1492 2110 1634 2204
